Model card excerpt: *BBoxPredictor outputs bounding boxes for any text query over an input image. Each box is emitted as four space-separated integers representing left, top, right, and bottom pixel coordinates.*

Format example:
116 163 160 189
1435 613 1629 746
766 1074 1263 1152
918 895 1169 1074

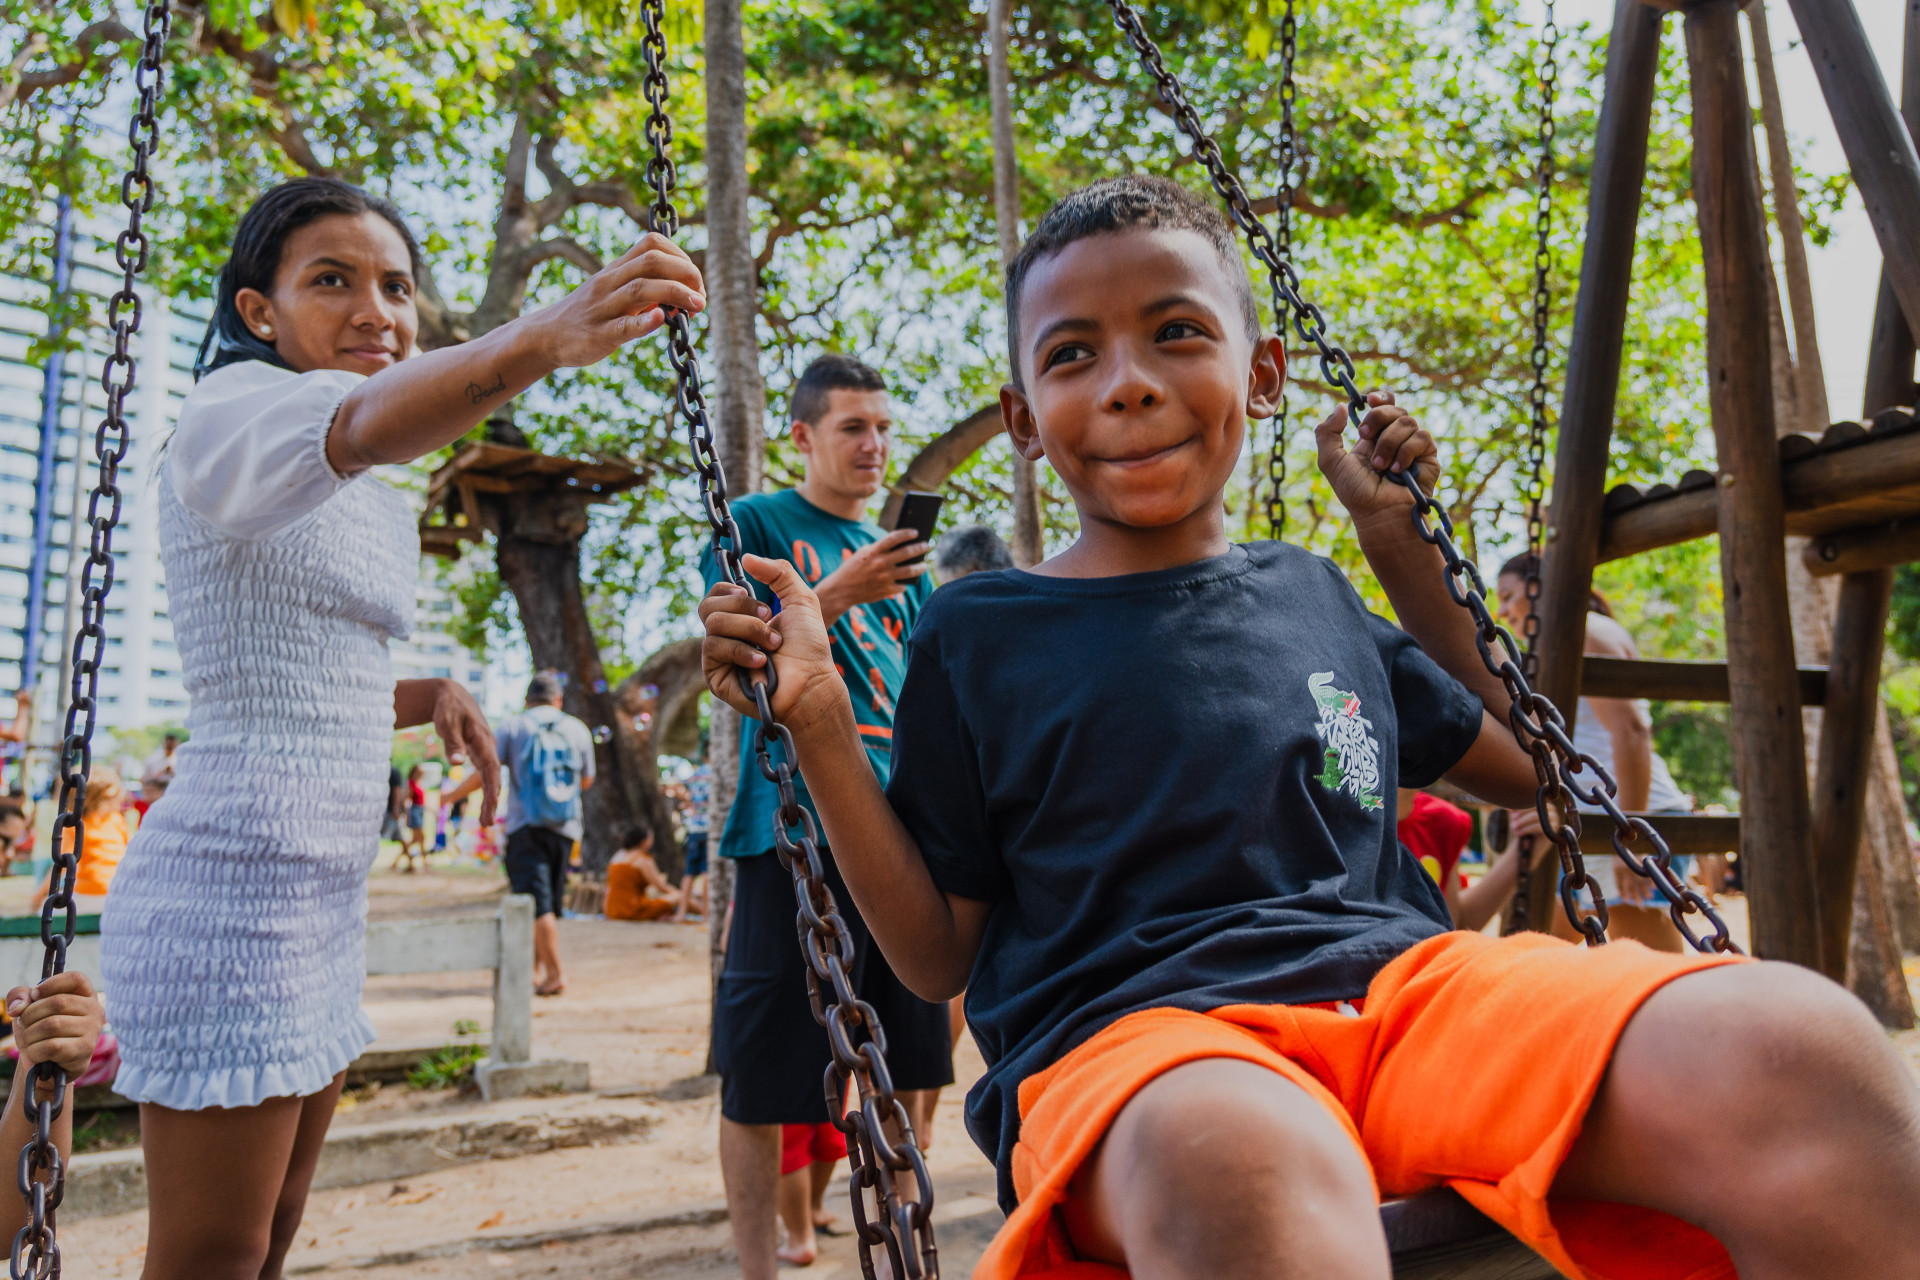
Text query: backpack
515 709 581 827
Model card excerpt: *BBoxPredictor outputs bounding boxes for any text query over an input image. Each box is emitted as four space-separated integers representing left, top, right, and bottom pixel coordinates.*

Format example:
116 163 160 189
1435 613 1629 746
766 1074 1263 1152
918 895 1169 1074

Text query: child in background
776 1122 847 1267
604 821 684 922
394 764 429 873
33 768 129 909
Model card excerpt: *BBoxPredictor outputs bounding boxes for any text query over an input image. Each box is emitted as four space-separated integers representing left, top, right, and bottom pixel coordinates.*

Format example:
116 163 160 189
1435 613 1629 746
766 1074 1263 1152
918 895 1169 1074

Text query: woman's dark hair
1496 551 1614 618
621 821 653 850
194 177 425 381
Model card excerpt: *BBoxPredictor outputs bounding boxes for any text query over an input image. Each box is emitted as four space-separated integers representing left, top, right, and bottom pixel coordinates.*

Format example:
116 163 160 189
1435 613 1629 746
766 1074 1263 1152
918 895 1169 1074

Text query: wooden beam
1802 514 1920 576
1687 1 1821 967
1527 0 1666 931
1809 568 1894 979
1782 0 1920 335
1599 428 1920 561
1581 655 1826 704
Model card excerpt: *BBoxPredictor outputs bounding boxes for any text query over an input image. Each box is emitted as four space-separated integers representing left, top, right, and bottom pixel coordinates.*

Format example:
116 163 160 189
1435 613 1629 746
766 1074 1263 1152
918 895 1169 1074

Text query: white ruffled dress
101 360 417 1110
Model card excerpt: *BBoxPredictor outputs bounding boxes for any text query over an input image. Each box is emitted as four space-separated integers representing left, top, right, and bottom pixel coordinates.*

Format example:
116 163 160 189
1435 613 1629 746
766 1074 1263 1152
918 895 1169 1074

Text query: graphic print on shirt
1309 671 1383 811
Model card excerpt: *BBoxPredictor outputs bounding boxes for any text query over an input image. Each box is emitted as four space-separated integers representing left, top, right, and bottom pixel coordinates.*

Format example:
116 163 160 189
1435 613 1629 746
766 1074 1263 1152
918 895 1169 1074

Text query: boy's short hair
791 353 886 426
1005 175 1260 388
621 821 653 850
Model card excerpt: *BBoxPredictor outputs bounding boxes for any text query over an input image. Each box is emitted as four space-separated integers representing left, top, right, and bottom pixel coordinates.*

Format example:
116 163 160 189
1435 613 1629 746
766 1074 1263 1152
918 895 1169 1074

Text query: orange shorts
982 930 1743 1280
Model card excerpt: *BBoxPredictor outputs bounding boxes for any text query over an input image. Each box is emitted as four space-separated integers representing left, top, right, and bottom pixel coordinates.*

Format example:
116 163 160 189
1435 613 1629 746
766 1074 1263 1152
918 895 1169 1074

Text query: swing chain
1519 0 1558 682
637 3 938 1277
1101 0 1738 956
1510 0 1559 933
10 6 167 1277
1266 0 1297 539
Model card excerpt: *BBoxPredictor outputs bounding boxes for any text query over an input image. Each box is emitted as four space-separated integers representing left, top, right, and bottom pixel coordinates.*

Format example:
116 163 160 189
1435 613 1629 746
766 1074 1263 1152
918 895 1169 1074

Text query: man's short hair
791 353 886 426
1005 175 1260 389
526 673 564 705
934 525 1015 580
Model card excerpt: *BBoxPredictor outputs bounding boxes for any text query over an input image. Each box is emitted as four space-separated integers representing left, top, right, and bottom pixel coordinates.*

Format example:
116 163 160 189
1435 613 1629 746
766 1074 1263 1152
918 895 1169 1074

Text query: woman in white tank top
100 177 704 1278
1493 557 1695 952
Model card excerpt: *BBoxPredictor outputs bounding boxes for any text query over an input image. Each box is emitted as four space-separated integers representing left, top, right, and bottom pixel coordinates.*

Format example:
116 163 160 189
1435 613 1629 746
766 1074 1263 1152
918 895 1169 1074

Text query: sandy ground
61 862 1005 1278
42 863 1920 1277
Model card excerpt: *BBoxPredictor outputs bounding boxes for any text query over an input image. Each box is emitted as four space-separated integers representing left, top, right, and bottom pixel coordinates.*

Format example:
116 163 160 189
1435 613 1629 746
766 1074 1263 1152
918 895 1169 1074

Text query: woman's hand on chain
527 232 706 369
7 973 103 1079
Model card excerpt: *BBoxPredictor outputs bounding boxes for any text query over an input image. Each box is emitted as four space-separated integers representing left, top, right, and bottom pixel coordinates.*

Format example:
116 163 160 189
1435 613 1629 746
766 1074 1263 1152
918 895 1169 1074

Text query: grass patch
406 1044 486 1091
72 1108 139 1155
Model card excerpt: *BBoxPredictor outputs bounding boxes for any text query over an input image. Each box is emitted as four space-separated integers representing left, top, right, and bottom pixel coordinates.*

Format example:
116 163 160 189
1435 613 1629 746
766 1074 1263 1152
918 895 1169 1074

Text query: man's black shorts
714 847 954 1125
505 825 572 918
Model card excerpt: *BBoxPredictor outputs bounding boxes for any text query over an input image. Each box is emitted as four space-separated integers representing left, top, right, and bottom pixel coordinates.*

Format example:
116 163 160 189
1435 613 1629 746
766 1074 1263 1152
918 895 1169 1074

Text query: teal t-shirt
700 488 933 859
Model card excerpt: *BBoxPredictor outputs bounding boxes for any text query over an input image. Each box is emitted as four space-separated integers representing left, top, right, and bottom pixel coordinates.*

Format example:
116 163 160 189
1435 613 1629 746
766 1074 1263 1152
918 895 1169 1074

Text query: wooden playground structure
1525 0 1920 983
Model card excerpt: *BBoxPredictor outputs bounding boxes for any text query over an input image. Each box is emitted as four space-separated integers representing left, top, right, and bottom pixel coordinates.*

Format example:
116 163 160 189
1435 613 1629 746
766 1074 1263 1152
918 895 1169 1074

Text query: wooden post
1686 1 1822 967
1809 569 1893 979
1527 0 1664 929
1864 0 1920 419
1781 0 1920 335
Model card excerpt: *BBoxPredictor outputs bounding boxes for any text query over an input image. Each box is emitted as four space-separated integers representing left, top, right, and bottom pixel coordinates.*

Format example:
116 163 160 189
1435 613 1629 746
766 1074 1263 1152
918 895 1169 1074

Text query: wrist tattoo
464 372 507 405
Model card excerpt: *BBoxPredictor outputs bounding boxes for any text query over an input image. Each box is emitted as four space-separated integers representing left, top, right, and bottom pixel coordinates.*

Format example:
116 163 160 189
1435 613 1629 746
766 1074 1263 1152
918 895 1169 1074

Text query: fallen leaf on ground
477 1211 506 1230
387 1185 440 1205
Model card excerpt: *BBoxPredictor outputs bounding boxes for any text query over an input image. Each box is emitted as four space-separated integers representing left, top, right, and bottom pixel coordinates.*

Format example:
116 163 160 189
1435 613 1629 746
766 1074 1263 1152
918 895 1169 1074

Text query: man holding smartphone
700 352 953 1280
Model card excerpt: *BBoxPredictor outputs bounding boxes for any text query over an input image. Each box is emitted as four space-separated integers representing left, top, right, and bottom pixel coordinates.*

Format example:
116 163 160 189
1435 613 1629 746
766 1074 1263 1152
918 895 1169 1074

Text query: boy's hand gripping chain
637 3 939 1277
1101 0 1738 956
10 6 169 1277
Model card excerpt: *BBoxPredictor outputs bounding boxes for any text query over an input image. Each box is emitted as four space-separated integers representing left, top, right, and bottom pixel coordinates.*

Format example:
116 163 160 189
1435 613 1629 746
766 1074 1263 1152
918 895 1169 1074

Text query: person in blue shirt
700 353 953 1280
700 177 1920 1280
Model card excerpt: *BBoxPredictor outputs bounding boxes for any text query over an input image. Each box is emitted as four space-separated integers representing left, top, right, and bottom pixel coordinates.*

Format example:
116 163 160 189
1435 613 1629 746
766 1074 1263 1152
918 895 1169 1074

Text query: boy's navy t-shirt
883 541 1484 1207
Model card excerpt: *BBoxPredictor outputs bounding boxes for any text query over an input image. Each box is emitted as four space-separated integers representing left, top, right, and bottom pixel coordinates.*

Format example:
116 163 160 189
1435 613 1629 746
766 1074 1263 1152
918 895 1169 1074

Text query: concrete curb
66 1094 664 1220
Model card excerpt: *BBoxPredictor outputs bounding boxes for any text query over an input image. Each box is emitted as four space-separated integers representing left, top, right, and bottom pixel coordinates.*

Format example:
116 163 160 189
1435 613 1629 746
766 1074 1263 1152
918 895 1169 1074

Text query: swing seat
1383 1189 1555 1280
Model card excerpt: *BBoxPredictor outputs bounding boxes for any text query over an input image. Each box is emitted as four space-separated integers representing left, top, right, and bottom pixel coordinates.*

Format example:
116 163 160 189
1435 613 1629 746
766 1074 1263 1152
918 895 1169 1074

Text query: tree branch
510 235 604 276
5 21 135 110
532 134 646 229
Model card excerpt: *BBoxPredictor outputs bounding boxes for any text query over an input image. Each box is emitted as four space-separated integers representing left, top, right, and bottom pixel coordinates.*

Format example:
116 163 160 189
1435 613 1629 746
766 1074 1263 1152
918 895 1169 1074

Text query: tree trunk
990 0 1043 567
704 0 769 1029
489 489 672 875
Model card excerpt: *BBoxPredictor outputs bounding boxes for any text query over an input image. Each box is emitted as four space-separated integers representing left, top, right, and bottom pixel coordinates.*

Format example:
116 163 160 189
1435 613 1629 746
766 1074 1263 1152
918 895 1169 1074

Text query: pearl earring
260 326 273 338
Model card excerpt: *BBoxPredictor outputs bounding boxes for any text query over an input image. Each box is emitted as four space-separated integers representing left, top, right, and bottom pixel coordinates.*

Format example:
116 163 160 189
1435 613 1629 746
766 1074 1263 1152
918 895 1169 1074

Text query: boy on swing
700 177 1920 1280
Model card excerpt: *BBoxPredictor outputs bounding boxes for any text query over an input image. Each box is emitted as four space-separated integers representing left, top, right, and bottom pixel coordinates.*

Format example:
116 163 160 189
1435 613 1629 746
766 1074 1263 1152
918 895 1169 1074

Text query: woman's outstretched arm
326 234 704 473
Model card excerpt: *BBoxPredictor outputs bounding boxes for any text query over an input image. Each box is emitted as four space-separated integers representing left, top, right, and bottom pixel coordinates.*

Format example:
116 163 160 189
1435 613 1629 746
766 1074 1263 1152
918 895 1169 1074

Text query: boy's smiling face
1002 227 1282 538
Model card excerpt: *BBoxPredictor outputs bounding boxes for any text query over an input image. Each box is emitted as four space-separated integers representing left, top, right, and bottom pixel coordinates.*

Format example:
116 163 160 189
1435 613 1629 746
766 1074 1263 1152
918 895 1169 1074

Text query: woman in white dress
1494 555 1696 951
100 177 704 1278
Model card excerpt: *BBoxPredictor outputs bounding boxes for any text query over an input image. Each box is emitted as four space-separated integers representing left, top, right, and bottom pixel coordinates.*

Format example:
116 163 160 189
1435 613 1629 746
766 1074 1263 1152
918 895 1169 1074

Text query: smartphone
891 491 944 567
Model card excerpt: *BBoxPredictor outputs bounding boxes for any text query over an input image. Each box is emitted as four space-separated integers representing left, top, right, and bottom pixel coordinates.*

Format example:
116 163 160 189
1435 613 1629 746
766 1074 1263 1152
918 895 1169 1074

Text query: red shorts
981 930 1743 1280
781 1122 848 1176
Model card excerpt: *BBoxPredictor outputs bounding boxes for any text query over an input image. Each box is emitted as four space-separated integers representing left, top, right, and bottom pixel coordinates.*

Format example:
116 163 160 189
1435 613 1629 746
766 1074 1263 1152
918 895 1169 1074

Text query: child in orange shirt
33 768 128 908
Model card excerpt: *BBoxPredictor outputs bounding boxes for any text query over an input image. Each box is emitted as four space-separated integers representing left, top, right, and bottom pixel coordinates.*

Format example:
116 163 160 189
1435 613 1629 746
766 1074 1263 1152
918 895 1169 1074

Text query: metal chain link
1518 0 1558 685
11 6 168 1276
637 3 938 1276
1510 0 1558 935
1265 0 1296 539
1101 0 1738 955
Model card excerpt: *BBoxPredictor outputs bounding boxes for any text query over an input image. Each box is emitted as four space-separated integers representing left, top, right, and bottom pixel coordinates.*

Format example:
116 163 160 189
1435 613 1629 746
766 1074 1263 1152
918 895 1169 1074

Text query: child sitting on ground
701 176 1920 1280
603 820 683 923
